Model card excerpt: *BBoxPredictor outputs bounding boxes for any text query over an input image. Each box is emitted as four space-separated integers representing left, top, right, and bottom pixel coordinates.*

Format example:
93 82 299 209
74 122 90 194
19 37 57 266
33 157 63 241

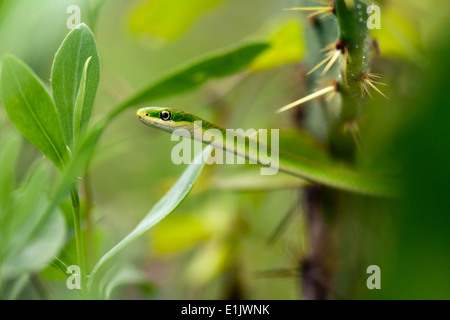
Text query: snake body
137 107 398 197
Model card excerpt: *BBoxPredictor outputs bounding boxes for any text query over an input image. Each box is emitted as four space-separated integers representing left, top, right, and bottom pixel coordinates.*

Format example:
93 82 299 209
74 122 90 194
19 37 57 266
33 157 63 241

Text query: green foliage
112 43 269 116
0 0 445 300
0 134 66 284
1 13 267 296
0 55 69 170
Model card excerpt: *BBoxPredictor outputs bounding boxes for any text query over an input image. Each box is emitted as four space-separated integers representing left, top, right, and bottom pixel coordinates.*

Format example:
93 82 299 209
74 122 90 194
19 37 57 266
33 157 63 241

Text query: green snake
137 107 398 197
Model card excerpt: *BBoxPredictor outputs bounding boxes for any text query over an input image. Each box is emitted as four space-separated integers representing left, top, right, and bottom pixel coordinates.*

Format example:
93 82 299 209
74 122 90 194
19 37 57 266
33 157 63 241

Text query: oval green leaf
1 55 69 170
51 23 100 149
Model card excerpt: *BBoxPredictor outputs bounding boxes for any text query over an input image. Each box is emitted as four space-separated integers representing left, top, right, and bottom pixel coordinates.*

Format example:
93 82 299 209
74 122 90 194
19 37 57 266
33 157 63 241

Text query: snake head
137 106 194 133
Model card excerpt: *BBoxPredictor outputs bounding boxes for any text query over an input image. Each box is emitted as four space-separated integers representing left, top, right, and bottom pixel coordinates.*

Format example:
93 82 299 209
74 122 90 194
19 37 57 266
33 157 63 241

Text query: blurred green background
0 0 449 299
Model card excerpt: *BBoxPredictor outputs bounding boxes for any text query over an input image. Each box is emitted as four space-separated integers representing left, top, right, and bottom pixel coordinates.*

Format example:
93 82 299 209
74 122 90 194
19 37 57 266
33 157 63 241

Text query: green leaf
110 42 269 117
0 55 69 170
88 145 213 289
278 129 331 163
51 23 100 149
0 163 66 280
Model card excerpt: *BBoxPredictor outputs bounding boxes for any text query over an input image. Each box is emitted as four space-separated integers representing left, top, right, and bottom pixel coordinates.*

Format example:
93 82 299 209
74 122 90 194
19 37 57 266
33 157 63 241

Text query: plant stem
83 163 94 269
295 0 339 299
296 0 372 299
51 257 70 278
301 186 336 299
70 183 86 294
330 0 370 161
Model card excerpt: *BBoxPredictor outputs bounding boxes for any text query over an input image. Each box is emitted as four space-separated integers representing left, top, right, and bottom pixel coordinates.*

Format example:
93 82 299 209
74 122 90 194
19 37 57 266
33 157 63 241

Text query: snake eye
160 110 171 121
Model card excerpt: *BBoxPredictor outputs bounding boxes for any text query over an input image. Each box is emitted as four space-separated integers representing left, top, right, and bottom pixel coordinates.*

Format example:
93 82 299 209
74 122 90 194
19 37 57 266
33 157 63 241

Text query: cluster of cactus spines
283 0 386 160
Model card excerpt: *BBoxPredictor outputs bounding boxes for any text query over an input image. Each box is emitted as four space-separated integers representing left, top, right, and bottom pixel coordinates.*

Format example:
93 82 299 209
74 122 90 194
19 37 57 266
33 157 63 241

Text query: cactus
283 0 386 160
282 0 388 299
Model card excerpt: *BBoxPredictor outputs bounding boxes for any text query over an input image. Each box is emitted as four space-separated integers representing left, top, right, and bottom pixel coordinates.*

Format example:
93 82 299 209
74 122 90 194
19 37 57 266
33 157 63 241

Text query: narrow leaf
51 23 100 149
1 55 69 169
88 145 213 289
110 42 269 118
